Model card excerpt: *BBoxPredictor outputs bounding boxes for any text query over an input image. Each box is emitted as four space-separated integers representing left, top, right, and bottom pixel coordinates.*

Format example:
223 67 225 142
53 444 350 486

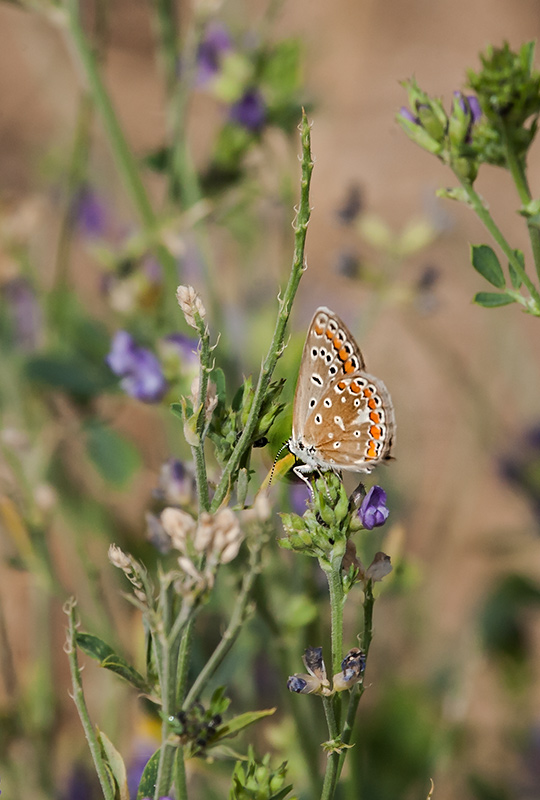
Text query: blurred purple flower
2 277 41 351
358 485 389 530
454 91 482 124
290 482 311 515
154 458 197 507
127 742 157 800
230 88 266 131
62 763 96 800
106 330 167 403
161 333 198 365
196 22 232 85
75 186 108 238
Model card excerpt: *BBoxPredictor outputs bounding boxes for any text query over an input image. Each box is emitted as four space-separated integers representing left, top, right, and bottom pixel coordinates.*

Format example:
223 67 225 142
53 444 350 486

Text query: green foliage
480 574 540 666
229 747 295 800
136 748 161 800
470 244 506 288
76 632 152 694
85 420 142 488
473 292 515 308
468 41 540 166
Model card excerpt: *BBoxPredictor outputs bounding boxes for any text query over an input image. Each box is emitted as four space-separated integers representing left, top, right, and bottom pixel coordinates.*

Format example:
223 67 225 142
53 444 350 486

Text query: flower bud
287 674 322 694
161 507 197 553
365 551 393 582
108 543 132 571
176 285 206 329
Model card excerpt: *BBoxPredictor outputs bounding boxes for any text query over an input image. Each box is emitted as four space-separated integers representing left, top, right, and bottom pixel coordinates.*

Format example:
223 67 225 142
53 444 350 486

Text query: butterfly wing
292 307 366 439
291 307 395 473
301 371 395 472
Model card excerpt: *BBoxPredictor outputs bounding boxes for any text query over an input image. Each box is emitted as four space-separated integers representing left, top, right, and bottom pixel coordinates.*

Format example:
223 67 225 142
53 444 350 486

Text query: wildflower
159 333 199 379
153 458 197 507
333 647 366 691
358 485 389 530
161 507 197 553
230 88 266 131
74 185 107 238
287 673 322 694
303 646 328 685
289 482 311 515
196 22 232 86
365 551 393 582
176 285 206 329
106 330 168 403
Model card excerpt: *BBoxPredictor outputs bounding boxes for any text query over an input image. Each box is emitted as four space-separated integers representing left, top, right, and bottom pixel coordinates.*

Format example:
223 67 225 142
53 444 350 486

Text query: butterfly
289 307 395 483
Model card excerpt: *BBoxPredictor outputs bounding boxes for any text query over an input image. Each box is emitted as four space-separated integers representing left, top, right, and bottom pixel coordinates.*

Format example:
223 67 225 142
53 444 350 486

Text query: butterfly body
289 307 395 478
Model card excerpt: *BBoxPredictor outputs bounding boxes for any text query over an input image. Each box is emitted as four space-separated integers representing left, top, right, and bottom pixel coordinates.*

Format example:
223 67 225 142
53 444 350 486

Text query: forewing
292 307 366 437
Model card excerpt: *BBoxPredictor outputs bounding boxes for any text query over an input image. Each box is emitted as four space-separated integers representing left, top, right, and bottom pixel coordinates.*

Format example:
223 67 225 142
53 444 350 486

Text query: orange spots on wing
366 441 378 459
325 328 334 340
337 380 346 391
363 388 372 398
315 324 324 335
368 398 377 410
338 347 349 361
333 335 344 349
369 411 380 423
344 360 355 374
350 381 361 394
370 425 381 439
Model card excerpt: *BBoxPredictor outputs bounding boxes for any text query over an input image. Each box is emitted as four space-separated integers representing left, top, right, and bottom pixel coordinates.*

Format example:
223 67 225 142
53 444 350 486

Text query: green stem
337 582 375 779
174 747 188 800
320 696 340 800
190 312 211 512
64 0 180 325
499 121 540 285
457 176 540 307
183 525 266 708
65 600 115 800
210 111 314 513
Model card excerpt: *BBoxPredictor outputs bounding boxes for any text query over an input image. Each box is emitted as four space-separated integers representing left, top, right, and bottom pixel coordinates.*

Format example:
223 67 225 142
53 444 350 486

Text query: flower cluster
398 78 482 182
287 645 366 696
160 506 244 592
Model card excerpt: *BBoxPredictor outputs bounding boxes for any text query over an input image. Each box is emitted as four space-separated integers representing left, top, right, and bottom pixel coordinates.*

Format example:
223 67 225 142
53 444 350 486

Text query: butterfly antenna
268 440 291 487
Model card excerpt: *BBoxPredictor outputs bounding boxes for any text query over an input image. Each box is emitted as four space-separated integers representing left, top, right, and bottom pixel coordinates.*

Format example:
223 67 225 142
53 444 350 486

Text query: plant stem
320 695 340 800
190 312 211 512
65 600 115 800
64 0 180 325
499 121 540 285
457 176 540 308
183 524 266 707
337 582 375 779
210 111 314 513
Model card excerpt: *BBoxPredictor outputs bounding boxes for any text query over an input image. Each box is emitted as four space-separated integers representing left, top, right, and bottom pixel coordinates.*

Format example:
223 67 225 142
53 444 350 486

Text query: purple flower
2 277 41 350
230 88 266 131
196 22 232 85
75 186 108 238
154 458 197 507
62 763 95 800
358 485 389 530
106 331 167 403
290 482 311 515
127 741 157 799
161 333 198 365
399 106 420 125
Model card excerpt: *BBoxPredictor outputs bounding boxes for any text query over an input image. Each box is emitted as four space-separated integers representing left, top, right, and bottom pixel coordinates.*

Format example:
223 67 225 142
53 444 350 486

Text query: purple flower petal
75 186 108 238
399 106 420 125
106 331 167 403
196 22 232 85
358 485 389 530
230 88 266 131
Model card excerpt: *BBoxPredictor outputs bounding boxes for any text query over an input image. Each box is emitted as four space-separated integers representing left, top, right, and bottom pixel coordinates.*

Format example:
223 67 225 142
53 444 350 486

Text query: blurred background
1 1 540 799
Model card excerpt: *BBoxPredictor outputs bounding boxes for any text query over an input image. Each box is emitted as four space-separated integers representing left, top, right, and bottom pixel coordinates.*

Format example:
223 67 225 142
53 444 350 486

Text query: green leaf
210 708 276 746
98 730 129 800
473 291 516 308
470 244 505 288
85 422 142 488
261 39 302 100
136 748 161 800
76 632 151 693
509 249 524 289
25 353 114 399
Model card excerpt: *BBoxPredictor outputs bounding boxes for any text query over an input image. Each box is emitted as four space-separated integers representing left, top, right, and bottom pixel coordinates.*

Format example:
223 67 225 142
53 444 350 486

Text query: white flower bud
194 512 215 553
108 544 132 571
176 285 206 329
161 507 196 553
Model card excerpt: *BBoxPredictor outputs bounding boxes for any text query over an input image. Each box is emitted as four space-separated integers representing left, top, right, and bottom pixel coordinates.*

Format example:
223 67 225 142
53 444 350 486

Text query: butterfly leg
292 463 315 498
